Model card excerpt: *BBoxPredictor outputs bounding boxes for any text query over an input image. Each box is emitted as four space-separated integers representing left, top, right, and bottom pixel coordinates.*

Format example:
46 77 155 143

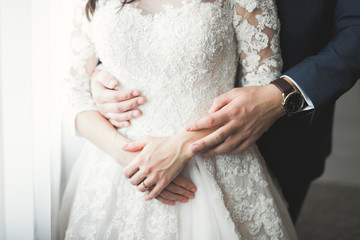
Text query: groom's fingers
208 90 236 114
202 128 246 157
155 196 175 206
159 189 188 203
228 137 256 155
122 139 148 152
100 97 146 114
123 156 141 178
166 183 194 199
92 70 119 89
172 176 197 193
189 122 235 153
109 120 131 128
185 109 228 131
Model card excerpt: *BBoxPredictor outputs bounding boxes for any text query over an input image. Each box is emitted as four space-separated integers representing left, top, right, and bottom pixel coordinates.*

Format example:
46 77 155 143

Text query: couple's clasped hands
92 70 285 204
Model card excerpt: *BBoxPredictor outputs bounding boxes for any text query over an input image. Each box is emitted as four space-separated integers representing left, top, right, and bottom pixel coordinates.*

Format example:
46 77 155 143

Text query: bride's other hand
122 135 194 200
91 69 147 128
185 85 285 156
155 175 197 205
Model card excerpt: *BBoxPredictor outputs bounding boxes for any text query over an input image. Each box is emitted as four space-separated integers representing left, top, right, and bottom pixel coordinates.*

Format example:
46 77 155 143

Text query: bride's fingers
137 177 156 192
155 196 175 206
129 170 147 186
145 182 167 201
123 156 141 178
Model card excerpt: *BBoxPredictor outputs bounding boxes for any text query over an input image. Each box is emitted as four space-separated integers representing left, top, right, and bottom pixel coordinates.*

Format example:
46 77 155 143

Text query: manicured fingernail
181 199 188 203
185 125 192 131
122 144 128 149
137 98 145 104
145 196 150 201
191 144 198 152
191 188 197 192
123 122 130 127
132 90 140 96
188 195 194 199
169 202 175 206
133 111 141 117
109 79 118 87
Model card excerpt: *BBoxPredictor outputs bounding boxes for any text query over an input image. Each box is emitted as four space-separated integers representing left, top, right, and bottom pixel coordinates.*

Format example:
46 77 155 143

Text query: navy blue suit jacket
257 0 360 188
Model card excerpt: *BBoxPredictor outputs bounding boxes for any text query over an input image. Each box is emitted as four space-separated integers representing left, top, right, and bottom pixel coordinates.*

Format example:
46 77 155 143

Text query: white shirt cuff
281 75 314 111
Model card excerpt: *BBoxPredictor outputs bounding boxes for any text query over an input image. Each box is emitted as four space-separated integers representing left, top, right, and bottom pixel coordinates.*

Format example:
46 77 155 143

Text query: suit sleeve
284 0 360 109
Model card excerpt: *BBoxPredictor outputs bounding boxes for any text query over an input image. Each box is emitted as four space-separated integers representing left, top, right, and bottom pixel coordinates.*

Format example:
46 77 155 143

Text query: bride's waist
118 104 207 140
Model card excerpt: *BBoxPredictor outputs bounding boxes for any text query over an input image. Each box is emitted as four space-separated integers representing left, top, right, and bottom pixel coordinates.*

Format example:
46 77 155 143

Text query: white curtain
0 0 74 239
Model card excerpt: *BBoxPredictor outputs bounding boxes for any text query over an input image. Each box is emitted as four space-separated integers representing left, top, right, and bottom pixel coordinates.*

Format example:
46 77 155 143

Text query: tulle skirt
59 141 297 240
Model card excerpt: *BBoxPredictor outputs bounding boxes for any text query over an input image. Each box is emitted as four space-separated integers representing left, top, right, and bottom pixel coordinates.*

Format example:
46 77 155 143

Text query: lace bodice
65 0 282 139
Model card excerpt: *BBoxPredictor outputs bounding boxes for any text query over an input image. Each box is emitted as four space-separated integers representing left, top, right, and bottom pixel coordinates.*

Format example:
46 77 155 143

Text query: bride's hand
122 135 194 200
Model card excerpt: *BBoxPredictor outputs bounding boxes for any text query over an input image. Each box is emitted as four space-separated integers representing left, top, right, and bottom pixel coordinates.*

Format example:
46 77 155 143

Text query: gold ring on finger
143 181 151 190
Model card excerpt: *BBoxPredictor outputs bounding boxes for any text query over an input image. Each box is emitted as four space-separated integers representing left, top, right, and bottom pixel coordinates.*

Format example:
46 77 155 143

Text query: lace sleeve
232 0 282 87
65 0 98 129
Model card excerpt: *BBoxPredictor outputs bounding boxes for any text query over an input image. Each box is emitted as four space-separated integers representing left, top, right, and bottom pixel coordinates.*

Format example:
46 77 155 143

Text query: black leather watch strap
270 78 294 96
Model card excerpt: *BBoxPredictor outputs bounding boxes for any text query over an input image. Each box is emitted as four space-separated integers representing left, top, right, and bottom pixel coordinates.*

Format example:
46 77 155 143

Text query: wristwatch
270 78 305 116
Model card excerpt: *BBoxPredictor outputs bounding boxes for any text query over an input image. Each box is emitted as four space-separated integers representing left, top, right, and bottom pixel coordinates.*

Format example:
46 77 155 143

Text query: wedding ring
143 181 151 190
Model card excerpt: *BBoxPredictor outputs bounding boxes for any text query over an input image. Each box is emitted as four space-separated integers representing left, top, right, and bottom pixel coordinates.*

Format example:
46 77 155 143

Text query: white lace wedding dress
61 0 297 239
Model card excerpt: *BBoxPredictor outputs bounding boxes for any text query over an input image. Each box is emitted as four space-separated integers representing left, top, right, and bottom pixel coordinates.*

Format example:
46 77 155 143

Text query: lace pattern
64 0 99 133
63 0 294 239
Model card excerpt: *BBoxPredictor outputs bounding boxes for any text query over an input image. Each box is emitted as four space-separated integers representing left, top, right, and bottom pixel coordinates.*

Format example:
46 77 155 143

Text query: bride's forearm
75 111 135 167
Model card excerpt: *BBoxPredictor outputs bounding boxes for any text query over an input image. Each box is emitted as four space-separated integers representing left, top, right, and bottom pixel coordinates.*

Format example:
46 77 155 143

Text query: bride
61 0 297 239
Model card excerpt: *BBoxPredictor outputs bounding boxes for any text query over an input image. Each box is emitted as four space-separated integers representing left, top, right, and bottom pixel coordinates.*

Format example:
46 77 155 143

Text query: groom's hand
91 70 147 128
186 85 285 156
155 176 197 206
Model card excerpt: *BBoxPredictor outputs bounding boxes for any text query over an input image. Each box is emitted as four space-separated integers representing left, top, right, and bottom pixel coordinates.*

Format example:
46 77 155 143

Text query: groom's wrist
263 84 287 119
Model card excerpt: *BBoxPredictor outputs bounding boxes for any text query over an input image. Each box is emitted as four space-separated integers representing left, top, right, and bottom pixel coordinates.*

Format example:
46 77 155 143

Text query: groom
90 0 360 222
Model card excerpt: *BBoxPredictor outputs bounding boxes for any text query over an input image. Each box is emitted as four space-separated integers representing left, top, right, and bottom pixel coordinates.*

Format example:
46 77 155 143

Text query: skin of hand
122 129 214 200
155 175 197 205
76 111 196 205
114 142 197 205
185 83 287 156
90 69 147 128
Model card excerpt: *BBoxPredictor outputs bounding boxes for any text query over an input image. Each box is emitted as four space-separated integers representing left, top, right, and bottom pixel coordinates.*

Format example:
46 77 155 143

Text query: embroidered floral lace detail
64 0 99 130
63 0 294 239
203 146 285 239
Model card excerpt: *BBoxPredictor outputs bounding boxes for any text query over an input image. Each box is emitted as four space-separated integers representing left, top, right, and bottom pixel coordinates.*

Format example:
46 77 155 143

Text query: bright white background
0 0 359 240
0 0 84 239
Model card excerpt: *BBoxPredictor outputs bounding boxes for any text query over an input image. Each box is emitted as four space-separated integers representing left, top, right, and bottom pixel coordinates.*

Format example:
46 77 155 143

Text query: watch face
284 92 304 114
